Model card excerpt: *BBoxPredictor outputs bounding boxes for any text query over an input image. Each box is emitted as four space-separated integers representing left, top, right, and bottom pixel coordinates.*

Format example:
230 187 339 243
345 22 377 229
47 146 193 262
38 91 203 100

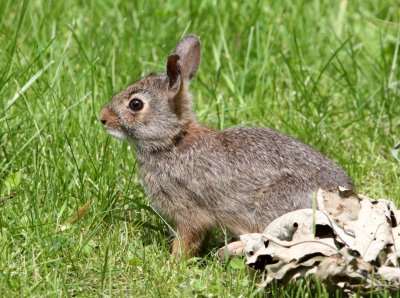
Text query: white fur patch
107 129 126 140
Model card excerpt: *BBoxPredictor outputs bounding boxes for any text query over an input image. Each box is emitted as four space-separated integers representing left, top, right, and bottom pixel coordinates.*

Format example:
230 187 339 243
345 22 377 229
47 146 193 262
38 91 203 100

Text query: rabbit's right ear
166 35 201 95
174 35 201 80
175 34 201 80
167 35 201 84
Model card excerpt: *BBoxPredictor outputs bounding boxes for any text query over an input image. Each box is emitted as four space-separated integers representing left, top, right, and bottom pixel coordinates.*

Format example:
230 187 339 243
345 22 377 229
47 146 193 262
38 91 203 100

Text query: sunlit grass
0 0 399 296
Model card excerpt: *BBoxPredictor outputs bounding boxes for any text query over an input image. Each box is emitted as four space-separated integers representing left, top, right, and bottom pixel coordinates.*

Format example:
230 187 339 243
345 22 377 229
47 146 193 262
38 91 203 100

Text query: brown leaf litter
223 188 400 293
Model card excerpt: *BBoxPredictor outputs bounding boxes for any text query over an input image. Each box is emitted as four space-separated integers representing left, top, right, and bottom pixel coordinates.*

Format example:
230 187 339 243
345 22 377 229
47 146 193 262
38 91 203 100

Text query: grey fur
99 35 354 256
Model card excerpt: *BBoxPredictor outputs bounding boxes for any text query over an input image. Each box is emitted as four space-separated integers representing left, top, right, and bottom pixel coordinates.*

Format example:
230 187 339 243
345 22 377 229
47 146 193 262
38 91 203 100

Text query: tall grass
0 0 399 296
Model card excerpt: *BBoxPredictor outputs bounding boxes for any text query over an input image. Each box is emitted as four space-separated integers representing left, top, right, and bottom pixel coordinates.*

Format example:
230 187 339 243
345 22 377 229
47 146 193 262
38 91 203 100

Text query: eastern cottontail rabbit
100 35 354 257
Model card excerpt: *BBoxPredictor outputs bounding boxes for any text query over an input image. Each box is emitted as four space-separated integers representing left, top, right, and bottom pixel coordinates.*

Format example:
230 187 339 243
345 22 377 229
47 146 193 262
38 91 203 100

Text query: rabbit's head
99 35 201 151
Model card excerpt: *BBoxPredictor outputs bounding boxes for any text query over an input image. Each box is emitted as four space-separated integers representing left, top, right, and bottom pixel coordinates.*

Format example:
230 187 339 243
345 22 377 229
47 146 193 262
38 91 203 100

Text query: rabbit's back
138 126 353 234
216 127 353 191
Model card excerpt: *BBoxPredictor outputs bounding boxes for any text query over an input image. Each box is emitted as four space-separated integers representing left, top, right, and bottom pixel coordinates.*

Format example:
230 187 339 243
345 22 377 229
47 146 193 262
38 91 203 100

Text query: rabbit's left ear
166 53 181 92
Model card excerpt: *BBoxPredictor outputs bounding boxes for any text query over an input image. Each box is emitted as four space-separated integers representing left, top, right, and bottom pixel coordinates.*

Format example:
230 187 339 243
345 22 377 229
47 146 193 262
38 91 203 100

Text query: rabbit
99 34 354 257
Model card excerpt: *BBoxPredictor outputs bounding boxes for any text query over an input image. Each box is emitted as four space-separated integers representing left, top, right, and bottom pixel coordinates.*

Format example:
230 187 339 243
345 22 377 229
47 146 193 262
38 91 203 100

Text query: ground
0 0 399 297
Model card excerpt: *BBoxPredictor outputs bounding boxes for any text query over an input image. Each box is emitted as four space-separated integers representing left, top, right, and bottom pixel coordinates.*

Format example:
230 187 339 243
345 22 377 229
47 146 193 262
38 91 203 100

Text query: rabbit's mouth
106 128 127 141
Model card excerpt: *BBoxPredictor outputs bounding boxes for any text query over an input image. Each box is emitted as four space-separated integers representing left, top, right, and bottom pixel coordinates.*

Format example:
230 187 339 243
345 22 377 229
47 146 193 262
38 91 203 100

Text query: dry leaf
378 266 400 282
318 189 394 262
263 209 332 240
317 187 360 228
68 200 91 224
393 225 400 253
218 241 244 258
58 200 91 231
240 187 400 293
344 198 392 261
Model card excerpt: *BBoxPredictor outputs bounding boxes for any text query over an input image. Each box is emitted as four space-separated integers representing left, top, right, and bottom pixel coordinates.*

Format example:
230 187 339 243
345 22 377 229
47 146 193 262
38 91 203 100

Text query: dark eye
129 98 143 111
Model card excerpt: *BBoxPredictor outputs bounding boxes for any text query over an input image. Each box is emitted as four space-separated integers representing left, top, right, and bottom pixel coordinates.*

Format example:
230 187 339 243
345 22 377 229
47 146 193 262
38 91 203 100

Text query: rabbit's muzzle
99 107 126 140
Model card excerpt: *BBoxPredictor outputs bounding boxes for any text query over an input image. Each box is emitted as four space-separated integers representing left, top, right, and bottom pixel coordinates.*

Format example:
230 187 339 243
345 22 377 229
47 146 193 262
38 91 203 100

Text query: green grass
1 0 399 296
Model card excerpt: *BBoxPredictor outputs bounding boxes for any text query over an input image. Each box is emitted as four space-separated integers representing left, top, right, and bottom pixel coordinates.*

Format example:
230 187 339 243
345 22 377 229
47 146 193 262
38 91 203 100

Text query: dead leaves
239 188 400 293
58 200 91 231
317 188 395 262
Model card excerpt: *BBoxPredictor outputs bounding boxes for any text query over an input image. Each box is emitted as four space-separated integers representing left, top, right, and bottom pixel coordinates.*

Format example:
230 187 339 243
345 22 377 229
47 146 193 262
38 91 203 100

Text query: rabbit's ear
166 54 181 92
173 35 201 80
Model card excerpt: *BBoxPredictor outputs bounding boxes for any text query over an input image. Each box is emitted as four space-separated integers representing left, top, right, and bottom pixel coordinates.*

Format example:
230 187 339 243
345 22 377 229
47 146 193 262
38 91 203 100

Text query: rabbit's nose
99 115 107 125
99 108 109 125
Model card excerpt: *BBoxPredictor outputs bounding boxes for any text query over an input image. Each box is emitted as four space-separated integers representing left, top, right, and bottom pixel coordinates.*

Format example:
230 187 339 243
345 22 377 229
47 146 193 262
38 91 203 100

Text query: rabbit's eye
129 98 143 111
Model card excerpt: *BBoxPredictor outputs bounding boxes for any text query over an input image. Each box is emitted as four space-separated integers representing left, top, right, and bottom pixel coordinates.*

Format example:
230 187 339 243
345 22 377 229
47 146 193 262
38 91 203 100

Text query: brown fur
100 35 354 257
